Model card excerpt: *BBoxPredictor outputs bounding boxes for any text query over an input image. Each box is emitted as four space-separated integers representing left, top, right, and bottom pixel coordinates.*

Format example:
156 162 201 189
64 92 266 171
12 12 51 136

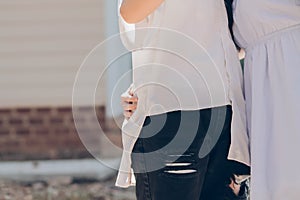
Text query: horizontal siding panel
0 38 103 54
0 18 102 27
1 83 106 107
0 34 102 43
0 9 102 22
0 53 107 70
0 82 106 92
0 65 81 72
1 90 106 107
0 49 100 58
0 0 101 6
0 0 103 18
0 24 103 38
0 72 106 85
0 0 108 107
0 54 88 68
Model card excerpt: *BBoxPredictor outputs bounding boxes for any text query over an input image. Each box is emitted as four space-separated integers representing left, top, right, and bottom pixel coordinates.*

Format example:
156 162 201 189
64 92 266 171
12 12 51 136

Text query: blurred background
0 0 134 199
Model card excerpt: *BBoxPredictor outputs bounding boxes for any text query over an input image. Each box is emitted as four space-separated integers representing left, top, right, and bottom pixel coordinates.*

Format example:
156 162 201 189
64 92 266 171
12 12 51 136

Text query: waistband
245 23 300 52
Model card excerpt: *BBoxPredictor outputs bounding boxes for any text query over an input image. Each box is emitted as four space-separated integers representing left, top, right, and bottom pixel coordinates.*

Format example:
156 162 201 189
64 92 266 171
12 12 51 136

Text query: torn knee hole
164 169 197 174
165 162 192 167
164 162 196 174
163 153 197 175
168 153 194 158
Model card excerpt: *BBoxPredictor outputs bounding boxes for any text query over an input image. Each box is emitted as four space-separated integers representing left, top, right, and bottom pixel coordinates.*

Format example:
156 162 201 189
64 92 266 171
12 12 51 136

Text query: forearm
120 0 164 23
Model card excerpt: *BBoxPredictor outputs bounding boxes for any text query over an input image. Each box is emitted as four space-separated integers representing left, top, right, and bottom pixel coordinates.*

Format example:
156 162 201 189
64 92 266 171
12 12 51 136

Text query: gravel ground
0 176 251 200
0 175 136 200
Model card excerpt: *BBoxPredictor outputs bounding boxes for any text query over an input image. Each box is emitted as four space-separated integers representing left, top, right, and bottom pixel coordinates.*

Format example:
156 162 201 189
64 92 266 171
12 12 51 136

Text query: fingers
124 110 134 120
121 92 138 119
123 105 136 119
122 102 137 111
121 95 138 103
128 86 134 96
228 178 241 196
122 101 137 119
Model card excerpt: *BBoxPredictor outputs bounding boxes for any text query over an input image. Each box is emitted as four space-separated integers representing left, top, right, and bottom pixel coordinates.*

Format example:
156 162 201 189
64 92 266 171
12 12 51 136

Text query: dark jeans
131 105 250 200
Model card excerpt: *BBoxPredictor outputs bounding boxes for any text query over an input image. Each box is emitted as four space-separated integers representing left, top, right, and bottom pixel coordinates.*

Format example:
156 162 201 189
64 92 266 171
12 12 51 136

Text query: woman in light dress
232 0 300 199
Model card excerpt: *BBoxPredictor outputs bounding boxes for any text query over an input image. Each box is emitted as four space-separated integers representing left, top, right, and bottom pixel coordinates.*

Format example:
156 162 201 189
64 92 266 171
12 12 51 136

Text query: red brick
76 106 94 112
44 139 60 147
97 106 105 113
100 106 105 111
0 109 11 114
75 151 93 159
57 107 72 113
9 118 23 125
36 108 51 113
71 117 86 124
35 127 50 135
54 127 69 135
16 108 31 114
3 140 19 147
49 117 64 124
96 112 105 121
98 119 107 131
61 139 82 148
66 132 79 139
25 138 40 146
0 129 10 136
15 128 30 135
29 118 43 125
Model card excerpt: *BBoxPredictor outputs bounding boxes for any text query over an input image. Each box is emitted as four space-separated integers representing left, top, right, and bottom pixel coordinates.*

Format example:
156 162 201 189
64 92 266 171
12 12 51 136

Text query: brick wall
0 0 125 161
0 106 122 161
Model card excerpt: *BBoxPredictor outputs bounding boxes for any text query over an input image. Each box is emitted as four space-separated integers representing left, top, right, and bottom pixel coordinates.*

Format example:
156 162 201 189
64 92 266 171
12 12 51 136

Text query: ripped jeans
131 105 250 200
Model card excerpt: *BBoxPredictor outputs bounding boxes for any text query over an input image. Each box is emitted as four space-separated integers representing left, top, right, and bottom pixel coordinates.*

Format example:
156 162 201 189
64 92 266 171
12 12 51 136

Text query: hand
229 178 241 196
121 86 138 120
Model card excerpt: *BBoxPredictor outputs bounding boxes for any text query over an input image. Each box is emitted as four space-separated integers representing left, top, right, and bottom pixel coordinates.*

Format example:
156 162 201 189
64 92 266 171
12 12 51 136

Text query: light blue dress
233 0 300 199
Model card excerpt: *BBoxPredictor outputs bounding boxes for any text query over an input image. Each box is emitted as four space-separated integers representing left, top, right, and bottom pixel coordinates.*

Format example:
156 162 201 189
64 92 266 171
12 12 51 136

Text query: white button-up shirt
116 0 250 188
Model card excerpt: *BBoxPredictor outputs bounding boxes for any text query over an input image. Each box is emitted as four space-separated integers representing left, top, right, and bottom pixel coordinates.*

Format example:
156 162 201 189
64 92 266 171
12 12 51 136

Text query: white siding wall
0 0 107 107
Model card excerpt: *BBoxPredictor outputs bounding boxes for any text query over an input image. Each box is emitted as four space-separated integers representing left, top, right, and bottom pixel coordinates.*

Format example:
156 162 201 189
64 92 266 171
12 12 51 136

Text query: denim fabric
132 106 250 200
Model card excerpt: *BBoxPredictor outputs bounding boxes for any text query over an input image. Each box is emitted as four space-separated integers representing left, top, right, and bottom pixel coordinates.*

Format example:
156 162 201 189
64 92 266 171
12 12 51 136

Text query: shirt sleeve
117 0 136 49
117 0 164 50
